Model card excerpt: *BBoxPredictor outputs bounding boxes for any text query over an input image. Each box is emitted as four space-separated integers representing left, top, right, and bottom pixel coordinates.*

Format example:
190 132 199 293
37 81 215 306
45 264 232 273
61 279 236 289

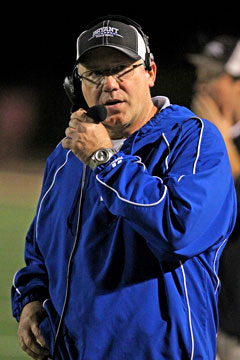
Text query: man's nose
101 75 120 92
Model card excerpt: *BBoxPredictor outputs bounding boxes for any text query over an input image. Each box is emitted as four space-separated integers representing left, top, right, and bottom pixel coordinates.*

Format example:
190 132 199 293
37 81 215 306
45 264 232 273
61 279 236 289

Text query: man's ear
148 61 157 88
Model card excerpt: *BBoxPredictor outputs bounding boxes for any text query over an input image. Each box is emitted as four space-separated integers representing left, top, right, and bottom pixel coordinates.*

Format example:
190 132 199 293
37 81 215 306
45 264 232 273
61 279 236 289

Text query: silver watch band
88 148 117 170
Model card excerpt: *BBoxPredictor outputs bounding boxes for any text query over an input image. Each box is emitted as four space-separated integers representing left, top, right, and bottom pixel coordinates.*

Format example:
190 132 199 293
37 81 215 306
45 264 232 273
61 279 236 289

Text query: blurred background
1 4 240 358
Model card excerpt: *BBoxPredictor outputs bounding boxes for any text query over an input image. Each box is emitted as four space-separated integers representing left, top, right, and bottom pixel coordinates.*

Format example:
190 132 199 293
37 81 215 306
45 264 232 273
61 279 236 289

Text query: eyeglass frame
75 62 146 88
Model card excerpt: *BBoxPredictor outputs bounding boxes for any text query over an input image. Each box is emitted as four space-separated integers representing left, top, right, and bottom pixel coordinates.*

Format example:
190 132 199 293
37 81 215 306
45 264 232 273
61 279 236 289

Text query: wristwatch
88 148 117 170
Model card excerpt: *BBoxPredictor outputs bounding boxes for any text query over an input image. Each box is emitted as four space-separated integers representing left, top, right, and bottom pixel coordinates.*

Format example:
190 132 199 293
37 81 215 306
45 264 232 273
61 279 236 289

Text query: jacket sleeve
11 218 49 321
94 118 237 261
11 159 52 322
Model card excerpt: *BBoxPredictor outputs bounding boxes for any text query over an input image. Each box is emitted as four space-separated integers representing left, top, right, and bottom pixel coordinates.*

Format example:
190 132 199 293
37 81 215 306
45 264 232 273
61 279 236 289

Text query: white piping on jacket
164 117 204 359
13 271 21 295
177 118 204 359
161 133 170 171
163 116 204 179
53 164 87 356
193 117 204 174
214 238 228 294
180 261 195 360
35 150 72 241
96 156 168 207
12 150 72 298
43 298 50 307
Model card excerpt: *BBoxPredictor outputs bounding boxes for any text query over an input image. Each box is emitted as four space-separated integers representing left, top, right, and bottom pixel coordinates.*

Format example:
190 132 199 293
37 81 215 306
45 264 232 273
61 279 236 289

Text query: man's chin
103 117 130 139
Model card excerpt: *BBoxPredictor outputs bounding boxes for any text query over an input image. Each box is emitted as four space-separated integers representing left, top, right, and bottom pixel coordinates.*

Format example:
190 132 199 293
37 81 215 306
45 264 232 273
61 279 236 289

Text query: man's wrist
88 148 117 170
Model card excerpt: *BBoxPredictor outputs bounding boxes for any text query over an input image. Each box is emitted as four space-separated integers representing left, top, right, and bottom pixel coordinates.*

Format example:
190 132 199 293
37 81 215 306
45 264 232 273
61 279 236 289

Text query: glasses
77 62 145 88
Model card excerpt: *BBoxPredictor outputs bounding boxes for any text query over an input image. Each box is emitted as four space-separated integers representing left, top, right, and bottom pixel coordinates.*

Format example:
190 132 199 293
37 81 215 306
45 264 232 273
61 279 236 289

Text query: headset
63 15 154 112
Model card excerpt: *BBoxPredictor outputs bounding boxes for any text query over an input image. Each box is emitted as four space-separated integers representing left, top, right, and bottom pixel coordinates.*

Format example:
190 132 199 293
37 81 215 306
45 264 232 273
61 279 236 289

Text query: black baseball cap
188 35 240 80
76 16 149 65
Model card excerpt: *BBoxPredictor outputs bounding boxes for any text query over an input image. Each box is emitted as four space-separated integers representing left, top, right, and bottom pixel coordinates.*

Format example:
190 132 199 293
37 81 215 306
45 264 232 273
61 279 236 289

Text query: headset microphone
86 105 107 123
63 76 107 123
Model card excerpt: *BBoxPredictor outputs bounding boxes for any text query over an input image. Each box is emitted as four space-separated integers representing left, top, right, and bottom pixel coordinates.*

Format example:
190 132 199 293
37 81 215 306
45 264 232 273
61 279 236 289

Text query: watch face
89 148 116 170
95 149 108 162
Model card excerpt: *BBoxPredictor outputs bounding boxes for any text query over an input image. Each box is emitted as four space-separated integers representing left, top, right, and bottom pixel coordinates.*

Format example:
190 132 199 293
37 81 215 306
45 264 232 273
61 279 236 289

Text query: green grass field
0 163 44 359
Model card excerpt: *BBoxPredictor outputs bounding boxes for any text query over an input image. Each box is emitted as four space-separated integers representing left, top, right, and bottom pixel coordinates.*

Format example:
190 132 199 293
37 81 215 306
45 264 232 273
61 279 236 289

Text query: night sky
1 5 239 156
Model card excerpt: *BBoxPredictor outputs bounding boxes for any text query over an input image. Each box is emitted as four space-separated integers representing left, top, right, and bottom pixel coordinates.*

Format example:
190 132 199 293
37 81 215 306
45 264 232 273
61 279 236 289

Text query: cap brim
188 53 212 66
77 44 141 64
187 53 225 71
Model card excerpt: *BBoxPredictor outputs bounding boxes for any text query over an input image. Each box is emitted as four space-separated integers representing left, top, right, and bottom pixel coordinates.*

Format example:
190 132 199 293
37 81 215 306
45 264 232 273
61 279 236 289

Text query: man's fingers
70 108 89 123
31 323 49 350
17 301 50 359
65 127 78 139
19 336 40 359
62 137 71 149
19 330 50 359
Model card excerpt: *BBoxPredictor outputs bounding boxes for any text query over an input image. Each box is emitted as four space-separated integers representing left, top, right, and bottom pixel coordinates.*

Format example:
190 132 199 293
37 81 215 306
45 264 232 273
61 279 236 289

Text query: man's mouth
104 99 124 106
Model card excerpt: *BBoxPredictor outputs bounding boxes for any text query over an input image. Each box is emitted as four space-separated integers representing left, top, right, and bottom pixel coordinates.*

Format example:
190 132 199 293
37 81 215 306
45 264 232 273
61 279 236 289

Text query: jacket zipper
53 164 87 356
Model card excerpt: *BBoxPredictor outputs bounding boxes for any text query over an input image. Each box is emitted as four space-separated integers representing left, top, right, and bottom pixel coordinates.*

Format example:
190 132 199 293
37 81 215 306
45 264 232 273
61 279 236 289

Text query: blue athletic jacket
12 97 237 359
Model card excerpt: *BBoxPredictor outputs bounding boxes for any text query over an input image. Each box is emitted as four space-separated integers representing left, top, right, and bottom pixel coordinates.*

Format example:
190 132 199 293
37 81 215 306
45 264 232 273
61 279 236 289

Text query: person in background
11 17 236 359
189 35 240 360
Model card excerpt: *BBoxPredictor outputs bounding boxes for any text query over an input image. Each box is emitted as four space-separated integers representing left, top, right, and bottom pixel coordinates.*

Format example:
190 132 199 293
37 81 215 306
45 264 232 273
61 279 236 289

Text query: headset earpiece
63 67 87 113
144 44 153 71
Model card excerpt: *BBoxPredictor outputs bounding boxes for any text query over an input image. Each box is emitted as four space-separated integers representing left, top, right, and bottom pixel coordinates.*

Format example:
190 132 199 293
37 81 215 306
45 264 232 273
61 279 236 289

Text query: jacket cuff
12 287 49 322
93 151 125 174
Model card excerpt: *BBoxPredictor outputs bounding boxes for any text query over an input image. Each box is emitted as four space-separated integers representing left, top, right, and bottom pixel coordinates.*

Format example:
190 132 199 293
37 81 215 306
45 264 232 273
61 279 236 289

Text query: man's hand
192 90 240 178
191 91 232 136
62 108 113 164
17 301 50 359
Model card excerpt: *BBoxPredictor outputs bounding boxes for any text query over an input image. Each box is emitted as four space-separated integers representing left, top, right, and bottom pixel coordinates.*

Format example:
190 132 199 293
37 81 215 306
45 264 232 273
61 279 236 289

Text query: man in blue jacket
12 15 237 359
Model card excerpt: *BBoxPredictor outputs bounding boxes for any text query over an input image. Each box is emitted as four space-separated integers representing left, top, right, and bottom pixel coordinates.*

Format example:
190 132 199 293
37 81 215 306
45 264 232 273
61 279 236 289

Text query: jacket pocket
39 316 54 357
39 299 58 357
40 298 79 359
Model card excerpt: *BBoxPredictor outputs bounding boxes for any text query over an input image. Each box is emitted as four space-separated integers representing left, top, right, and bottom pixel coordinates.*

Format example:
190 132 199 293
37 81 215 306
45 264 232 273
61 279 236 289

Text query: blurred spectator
0 86 39 161
188 35 240 360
